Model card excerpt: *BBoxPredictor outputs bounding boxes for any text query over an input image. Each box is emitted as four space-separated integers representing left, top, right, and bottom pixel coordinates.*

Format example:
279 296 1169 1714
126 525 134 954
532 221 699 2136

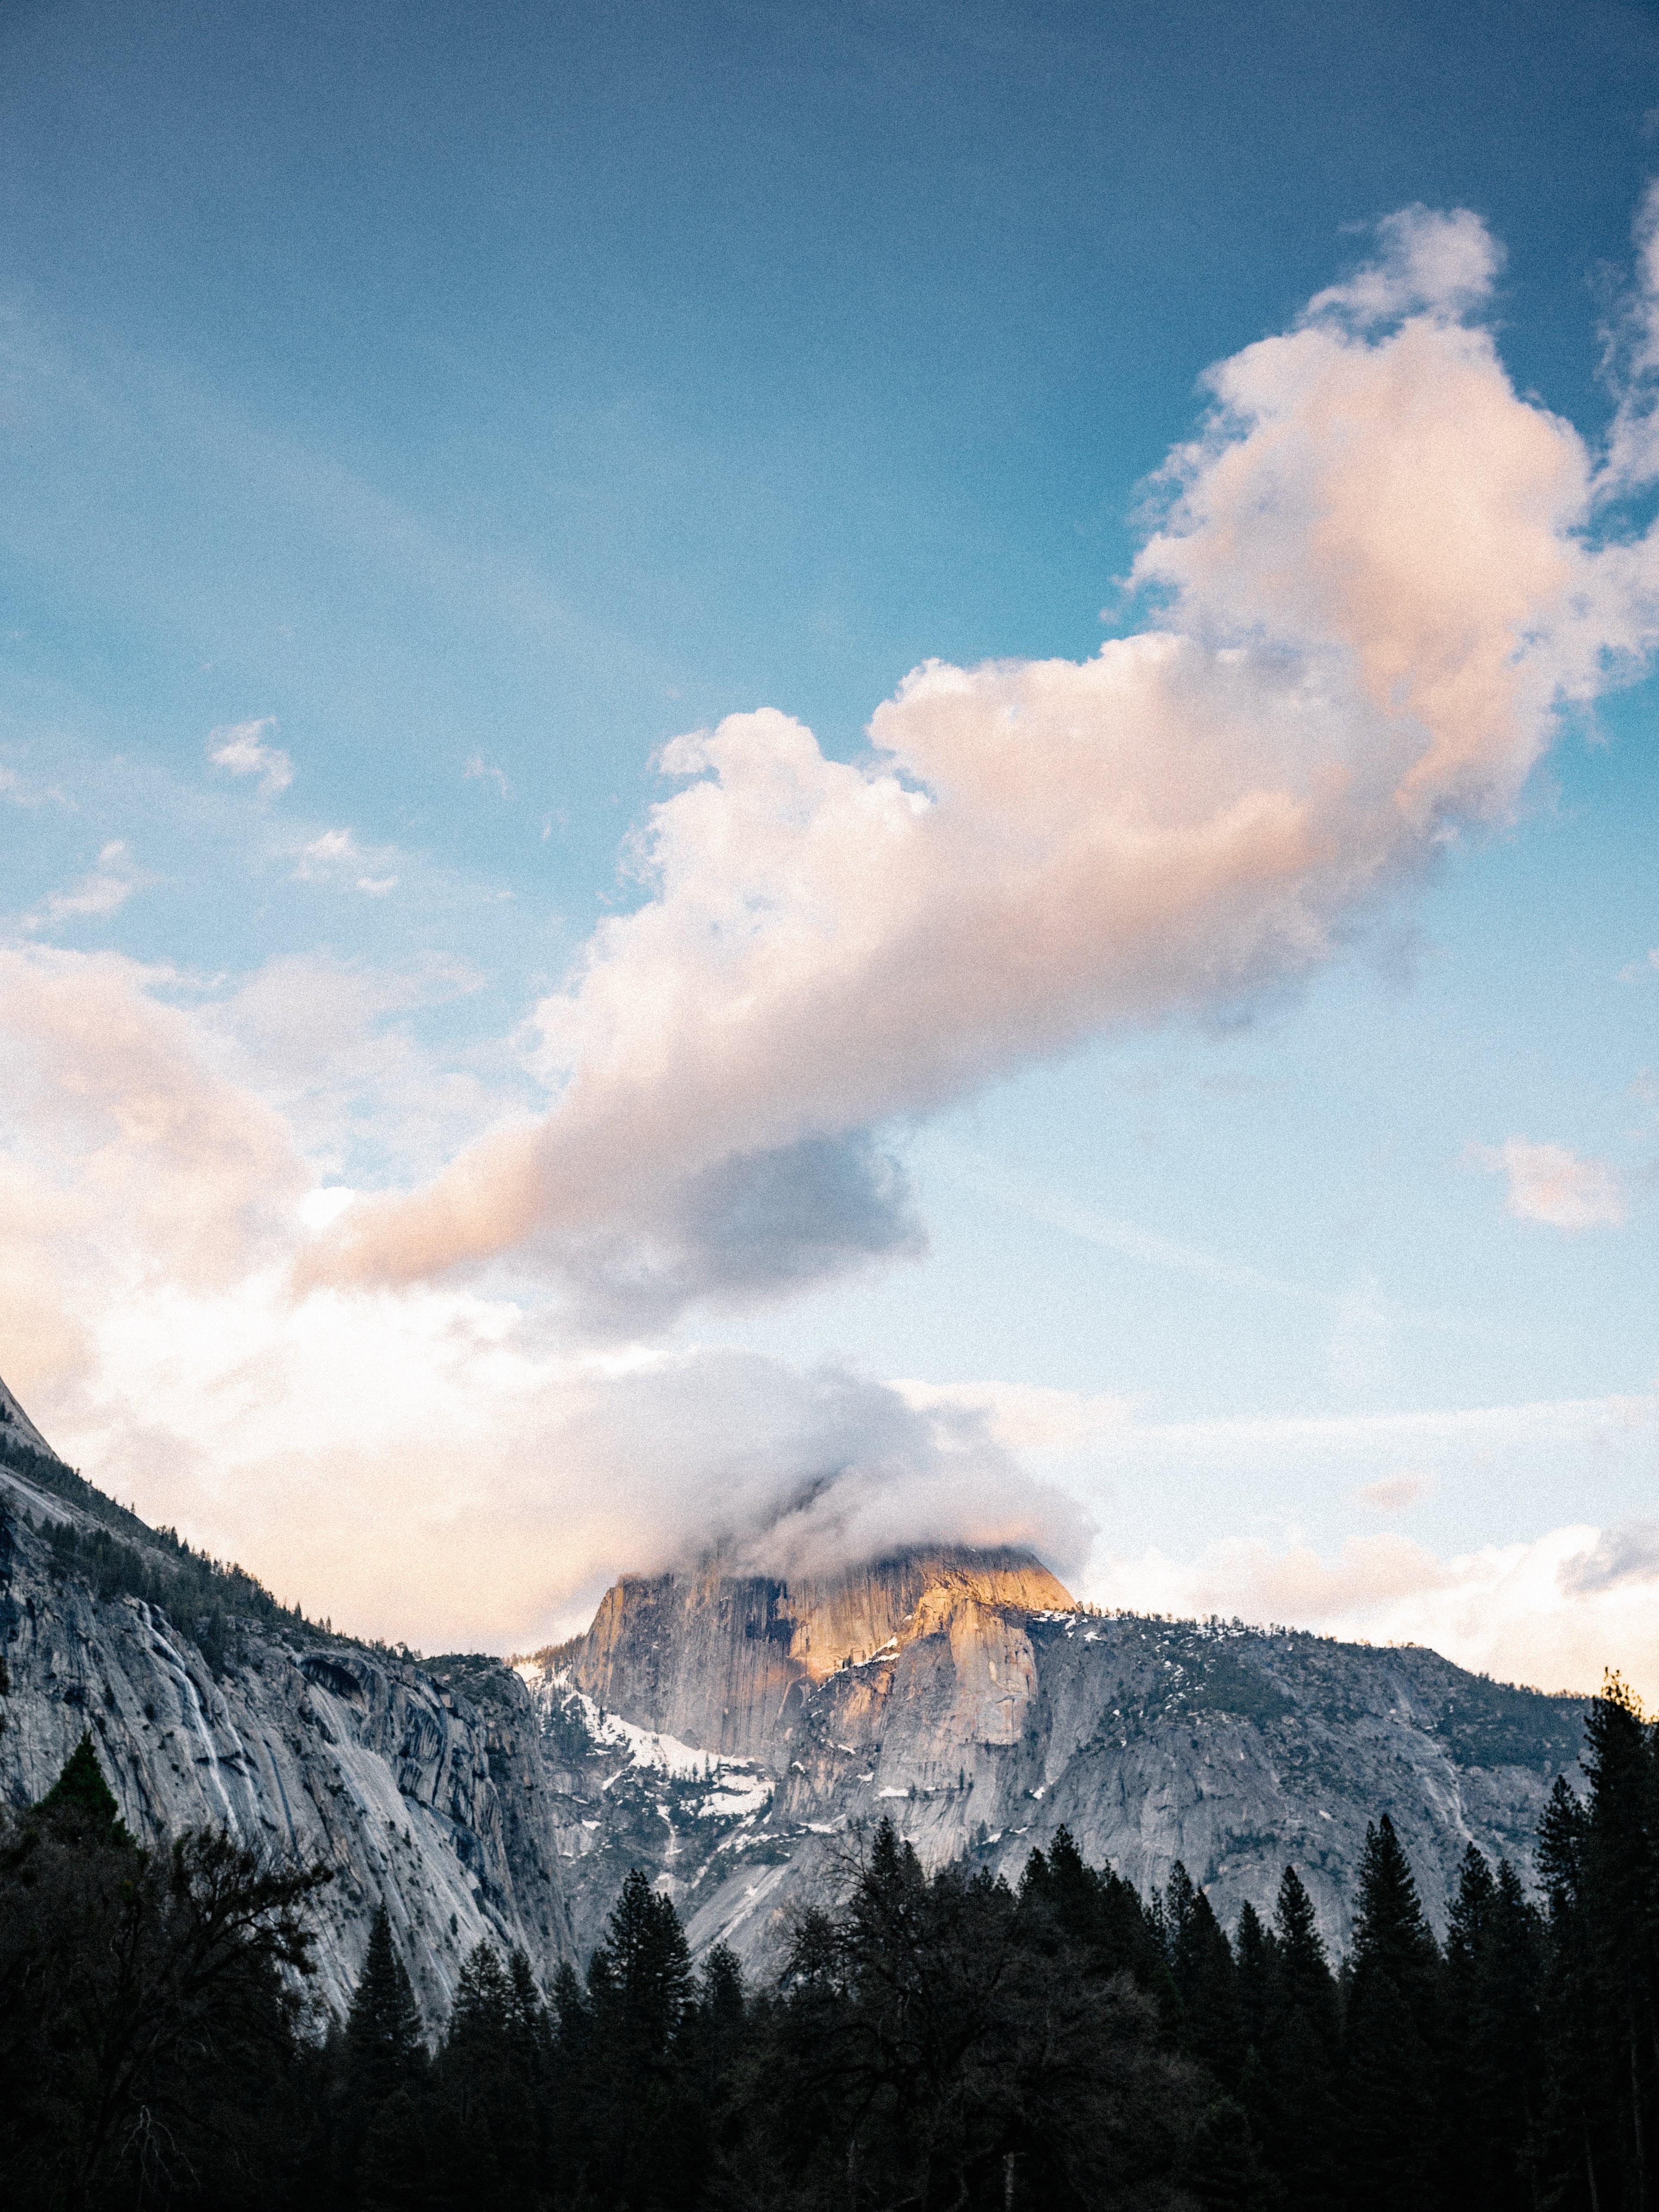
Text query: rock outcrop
522 1549 1587 1975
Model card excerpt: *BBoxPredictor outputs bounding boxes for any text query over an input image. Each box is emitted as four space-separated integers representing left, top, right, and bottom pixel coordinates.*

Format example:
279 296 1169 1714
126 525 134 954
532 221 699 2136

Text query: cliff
0 1387 575 2021
522 1549 1586 1973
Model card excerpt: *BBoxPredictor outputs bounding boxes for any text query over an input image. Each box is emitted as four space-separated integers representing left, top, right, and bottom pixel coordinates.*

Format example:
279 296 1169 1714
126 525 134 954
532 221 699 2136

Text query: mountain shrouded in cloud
301 205 1659 1324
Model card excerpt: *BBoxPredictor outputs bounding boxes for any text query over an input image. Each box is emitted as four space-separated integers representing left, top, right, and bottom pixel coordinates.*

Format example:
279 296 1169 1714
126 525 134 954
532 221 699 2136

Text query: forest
4 1678 1659 2212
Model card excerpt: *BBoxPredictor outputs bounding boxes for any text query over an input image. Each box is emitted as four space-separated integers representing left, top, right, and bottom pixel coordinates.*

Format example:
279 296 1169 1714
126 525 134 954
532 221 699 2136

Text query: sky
1 0 1656 1689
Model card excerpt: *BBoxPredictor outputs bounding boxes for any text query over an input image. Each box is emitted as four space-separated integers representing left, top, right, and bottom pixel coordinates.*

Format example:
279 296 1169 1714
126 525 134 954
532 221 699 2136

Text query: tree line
6 1676 1659 2210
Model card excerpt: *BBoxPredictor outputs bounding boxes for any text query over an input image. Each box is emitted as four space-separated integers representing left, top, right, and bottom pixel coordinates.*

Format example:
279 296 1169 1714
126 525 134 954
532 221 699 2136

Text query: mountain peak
0 1369 61 1464
558 1544 1074 1764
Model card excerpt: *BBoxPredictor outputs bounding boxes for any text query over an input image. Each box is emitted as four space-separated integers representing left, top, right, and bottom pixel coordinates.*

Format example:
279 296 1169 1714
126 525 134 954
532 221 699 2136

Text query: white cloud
292 830 401 897
1088 1518 1659 1701
463 753 510 799
298 197 1659 1322
1353 1470 1432 1514
208 717 293 796
26 842 144 928
294 828 361 876
1472 1137 1628 1230
0 946 1084 1647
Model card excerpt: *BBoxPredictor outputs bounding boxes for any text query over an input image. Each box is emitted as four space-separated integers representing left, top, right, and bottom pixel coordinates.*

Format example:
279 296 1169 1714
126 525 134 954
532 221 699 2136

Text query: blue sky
1 0 1656 1680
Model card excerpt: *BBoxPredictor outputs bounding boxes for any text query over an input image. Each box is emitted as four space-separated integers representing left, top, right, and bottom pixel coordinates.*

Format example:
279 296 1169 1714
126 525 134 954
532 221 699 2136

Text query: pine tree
581 1869 701 2209
1568 1673 1659 2209
335 1904 429 2209
34 1729 133 1848
345 1906 427 2106
1243 1867 1340 2212
1163 1861 1245 2093
1341 1816 1442 2212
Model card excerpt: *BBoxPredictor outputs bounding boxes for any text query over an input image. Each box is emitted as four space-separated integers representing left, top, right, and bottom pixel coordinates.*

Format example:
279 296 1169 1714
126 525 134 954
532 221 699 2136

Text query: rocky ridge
520 1548 1587 1973
1 1368 1592 2012
0 1379 576 2021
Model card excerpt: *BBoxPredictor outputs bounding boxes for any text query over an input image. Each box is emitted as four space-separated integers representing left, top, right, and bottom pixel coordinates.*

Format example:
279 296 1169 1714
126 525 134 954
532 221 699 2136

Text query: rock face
523 1548 1587 1975
0 1407 575 2024
0 1367 1592 2017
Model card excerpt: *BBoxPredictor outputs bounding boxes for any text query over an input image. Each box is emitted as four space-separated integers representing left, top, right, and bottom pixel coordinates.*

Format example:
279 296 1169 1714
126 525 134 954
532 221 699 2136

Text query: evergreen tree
1019 1825 1174 2003
579 1868 702 2210
1241 1867 1340 2212
1162 1861 1244 2093
1341 1816 1442 2212
345 1906 427 2106
34 1729 134 1848
1538 1673 1659 2211
1441 1842 1548 2210
333 1905 429 2209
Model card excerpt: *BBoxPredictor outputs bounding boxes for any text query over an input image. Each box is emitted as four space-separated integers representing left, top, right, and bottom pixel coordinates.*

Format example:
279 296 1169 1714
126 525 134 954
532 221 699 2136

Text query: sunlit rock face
0 1416 574 2025
523 1553 1587 1978
564 1548 1073 1764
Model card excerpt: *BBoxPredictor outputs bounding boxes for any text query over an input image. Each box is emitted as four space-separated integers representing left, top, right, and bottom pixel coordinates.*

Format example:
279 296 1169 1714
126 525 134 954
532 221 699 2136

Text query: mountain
0 1375 576 2021
0 1370 1589 2015
522 1542 1586 1970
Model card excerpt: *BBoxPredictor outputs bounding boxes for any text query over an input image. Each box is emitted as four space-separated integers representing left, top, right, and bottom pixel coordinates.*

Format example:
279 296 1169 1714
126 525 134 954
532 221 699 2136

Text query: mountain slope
521 1551 1585 1970
0 1397 575 2021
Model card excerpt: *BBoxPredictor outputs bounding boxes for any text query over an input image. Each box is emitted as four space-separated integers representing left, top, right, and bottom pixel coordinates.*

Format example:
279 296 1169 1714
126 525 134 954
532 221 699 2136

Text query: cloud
1472 1137 1628 1230
0 945 1083 1644
0 943 307 1409
895 1378 1136 1455
294 828 360 877
1557 1518 1659 1597
300 197 1659 1321
208 717 293 795
463 753 510 799
1354 1471 1432 1514
26 842 144 928
1089 1519 1659 1701
291 828 399 896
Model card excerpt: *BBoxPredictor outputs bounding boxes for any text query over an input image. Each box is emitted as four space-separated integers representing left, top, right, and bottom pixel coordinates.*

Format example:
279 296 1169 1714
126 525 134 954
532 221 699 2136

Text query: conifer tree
580 1869 701 2209
1163 1861 1244 2093
34 1729 133 1848
1239 1867 1340 2212
335 1904 429 2209
345 1905 427 2105
1342 1815 1442 2212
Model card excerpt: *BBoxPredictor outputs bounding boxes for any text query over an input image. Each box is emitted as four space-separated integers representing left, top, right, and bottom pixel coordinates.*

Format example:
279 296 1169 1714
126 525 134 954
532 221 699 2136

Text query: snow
519 1669 773 1820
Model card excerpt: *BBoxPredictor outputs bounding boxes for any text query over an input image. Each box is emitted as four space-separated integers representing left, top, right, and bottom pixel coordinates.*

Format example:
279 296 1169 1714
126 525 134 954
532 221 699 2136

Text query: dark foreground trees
17 1673 1659 2211
0 1732 330 2211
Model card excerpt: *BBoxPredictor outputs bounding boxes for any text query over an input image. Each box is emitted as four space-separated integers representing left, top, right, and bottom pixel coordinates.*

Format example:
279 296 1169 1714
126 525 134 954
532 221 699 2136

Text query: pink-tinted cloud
1093 1520 1659 1701
300 201 1659 1319
0 947 1085 1642
1472 1137 1628 1230
1354 1470 1433 1515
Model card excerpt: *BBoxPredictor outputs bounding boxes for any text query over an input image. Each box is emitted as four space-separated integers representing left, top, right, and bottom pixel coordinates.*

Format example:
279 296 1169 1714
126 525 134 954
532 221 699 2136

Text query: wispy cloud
292 828 399 897
208 717 293 796
1353 1470 1433 1514
1470 1137 1628 1230
25 842 144 929
463 753 510 799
